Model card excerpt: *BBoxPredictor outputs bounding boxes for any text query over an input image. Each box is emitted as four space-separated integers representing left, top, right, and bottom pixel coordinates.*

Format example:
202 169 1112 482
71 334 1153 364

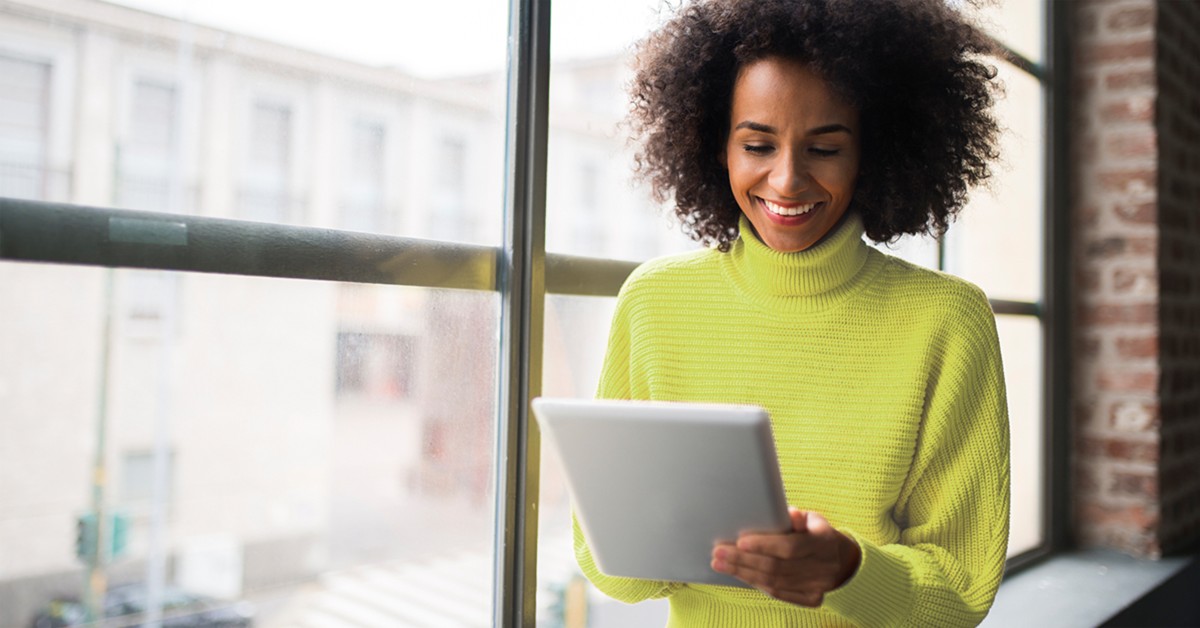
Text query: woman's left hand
711 507 862 607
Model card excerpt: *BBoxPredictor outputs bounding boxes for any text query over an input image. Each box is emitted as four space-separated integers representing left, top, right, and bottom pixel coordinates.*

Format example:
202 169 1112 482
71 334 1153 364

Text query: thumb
789 507 808 533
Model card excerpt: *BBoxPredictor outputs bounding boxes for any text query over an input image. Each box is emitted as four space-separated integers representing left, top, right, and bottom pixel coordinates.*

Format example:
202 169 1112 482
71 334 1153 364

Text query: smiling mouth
760 198 818 217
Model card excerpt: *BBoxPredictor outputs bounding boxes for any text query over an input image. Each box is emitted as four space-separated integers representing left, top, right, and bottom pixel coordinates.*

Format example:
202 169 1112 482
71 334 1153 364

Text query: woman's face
721 56 861 253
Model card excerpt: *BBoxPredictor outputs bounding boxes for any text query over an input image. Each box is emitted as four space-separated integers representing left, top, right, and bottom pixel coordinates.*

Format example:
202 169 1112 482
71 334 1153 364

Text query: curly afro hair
628 0 1002 250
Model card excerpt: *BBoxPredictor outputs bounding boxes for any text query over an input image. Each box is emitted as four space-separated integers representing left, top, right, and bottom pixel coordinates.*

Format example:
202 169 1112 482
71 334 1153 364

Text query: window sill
983 548 1196 627
585 548 1198 627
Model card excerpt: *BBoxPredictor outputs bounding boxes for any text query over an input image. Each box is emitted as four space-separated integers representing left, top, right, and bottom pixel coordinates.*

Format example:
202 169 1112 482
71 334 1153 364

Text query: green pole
84 267 116 622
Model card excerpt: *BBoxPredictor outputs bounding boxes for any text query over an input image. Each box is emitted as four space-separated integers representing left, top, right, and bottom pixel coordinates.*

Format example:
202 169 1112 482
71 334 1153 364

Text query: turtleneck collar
720 211 877 312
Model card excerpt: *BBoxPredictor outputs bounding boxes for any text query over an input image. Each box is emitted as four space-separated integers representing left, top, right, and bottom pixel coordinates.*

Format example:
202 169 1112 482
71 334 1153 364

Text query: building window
429 135 467 240
0 54 51 201
571 160 606 256
342 119 387 233
241 101 295 223
117 79 180 213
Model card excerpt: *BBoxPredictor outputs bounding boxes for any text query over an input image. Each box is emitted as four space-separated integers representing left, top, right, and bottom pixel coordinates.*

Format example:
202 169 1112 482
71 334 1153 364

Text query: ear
718 145 728 169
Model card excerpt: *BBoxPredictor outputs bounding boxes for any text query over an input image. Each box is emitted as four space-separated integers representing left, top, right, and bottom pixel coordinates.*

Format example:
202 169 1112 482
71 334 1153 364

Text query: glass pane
0 1 507 243
0 53 69 201
0 262 499 627
944 61 1044 302
971 0 1045 65
997 315 1044 556
539 294 670 627
545 1 698 262
871 233 940 270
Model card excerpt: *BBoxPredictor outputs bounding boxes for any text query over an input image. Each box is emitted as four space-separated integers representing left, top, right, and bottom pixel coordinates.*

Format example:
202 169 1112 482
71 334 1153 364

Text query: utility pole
83 267 117 622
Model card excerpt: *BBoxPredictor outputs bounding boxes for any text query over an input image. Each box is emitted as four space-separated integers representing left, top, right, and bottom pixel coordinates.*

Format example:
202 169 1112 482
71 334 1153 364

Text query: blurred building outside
0 0 690 625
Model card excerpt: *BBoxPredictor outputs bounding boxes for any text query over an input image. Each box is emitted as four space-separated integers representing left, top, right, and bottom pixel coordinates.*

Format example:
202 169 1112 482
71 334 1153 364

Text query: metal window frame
979 0 1070 573
0 0 1067 622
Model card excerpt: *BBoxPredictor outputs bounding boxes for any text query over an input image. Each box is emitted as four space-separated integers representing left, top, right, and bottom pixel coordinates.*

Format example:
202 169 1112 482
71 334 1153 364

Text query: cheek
823 162 860 198
726 156 761 190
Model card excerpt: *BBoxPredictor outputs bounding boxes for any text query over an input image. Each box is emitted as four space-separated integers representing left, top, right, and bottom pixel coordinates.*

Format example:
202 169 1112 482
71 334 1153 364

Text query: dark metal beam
494 0 550 625
0 199 497 290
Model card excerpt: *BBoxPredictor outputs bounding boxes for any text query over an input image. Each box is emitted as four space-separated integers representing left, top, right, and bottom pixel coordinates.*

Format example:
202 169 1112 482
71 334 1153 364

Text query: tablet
532 397 791 588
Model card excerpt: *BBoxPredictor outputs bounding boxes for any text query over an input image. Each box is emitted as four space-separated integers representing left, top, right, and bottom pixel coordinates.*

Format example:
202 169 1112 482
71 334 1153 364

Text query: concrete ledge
983 549 1193 627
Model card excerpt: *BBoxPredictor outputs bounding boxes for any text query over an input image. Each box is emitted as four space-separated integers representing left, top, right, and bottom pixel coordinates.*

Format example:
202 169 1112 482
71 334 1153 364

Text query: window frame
0 0 1066 624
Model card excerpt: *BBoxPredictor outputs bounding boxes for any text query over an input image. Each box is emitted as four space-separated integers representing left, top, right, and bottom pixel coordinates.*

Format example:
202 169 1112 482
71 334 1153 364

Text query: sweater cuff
822 530 914 626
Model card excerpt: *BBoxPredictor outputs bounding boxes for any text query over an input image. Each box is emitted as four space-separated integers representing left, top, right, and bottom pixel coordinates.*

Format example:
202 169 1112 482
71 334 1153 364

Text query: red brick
1110 400 1160 431
1105 68 1156 91
1084 437 1156 461
1116 201 1158 224
1078 269 1103 291
1076 6 1100 38
1105 132 1158 159
1083 236 1128 258
1081 39 1155 65
1096 369 1159 393
1077 203 1100 227
1111 470 1159 499
1099 169 1157 195
1077 334 1103 358
1105 7 1155 33
1116 335 1159 359
1128 237 1158 256
1099 98 1156 124
1113 267 1157 294
1076 405 1103 432
1074 73 1100 99
1078 303 1157 325
1076 463 1104 495
1078 501 1159 531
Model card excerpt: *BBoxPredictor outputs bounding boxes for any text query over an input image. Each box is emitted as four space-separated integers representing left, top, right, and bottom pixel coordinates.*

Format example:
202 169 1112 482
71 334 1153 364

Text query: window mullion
494 0 551 626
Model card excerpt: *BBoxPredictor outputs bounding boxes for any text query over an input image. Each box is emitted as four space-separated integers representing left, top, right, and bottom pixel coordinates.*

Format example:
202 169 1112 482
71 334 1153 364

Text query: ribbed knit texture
575 213 1011 627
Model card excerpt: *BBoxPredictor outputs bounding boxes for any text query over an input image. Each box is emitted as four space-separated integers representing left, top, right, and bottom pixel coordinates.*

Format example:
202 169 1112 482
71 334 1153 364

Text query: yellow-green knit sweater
576 213 1010 627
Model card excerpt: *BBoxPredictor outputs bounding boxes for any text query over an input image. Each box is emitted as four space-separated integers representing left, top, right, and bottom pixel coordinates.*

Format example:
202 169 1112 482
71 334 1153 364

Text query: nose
769 149 810 196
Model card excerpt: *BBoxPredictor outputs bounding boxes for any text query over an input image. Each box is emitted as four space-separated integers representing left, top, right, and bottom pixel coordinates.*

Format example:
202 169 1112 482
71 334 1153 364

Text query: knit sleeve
822 287 1011 627
571 277 680 603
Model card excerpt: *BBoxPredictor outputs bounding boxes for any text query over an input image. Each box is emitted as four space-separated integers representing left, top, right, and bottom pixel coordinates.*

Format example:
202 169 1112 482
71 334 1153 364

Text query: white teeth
761 199 816 216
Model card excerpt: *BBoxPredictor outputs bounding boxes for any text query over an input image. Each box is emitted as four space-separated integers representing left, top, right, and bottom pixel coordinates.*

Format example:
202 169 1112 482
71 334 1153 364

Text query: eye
809 147 840 157
742 144 773 155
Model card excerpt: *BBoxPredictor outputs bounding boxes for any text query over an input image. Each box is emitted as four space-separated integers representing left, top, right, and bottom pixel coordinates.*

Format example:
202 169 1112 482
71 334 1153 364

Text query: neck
720 212 875 311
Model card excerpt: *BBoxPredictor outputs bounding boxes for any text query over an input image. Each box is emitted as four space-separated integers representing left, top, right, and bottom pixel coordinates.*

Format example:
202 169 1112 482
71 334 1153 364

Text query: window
0 54 51 200
0 1 507 625
241 101 296 223
430 135 469 240
0 0 1059 626
342 119 388 233
539 0 1058 622
117 79 182 214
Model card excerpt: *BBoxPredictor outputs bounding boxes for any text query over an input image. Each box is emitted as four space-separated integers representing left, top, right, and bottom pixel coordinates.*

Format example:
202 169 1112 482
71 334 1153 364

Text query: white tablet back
532 397 791 588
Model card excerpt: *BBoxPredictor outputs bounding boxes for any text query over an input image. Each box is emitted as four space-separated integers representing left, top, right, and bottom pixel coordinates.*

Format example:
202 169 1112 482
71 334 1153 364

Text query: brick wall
1071 0 1200 557
1155 0 1200 554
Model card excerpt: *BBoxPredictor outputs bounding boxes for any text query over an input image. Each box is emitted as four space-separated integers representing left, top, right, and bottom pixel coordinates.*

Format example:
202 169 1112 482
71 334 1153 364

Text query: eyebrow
733 121 854 136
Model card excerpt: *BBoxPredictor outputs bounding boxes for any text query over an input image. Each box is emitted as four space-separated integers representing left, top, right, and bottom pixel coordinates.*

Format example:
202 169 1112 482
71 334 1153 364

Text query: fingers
739 511 835 558
711 545 827 608
789 507 808 533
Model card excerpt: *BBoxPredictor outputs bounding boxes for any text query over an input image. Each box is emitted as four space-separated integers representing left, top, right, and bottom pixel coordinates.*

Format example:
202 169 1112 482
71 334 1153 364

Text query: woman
575 0 1011 626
